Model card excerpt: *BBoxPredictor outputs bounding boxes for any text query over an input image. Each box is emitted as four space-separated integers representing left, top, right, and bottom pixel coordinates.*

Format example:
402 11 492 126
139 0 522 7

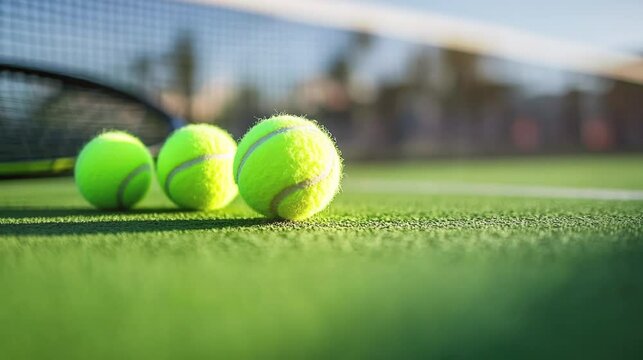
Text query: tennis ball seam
268 153 337 218
116 163 150 208
234 124 318 183
164 152 234 196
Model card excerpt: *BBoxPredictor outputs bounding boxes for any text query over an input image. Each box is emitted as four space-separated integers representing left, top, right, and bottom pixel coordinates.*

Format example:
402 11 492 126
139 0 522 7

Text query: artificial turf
1 156 642 359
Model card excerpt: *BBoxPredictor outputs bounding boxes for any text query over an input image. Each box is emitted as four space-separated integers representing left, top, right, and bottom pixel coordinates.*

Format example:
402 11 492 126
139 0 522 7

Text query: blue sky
364 0 643 53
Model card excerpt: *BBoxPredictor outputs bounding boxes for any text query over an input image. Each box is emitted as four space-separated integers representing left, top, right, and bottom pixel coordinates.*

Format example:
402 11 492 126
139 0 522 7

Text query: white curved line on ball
164 153 234 195
269 154 336 218
117 163 150 208
235 125 318 183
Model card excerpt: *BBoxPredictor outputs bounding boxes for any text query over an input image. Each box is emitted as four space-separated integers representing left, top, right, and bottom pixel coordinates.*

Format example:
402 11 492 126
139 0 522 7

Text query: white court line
345 179 643 201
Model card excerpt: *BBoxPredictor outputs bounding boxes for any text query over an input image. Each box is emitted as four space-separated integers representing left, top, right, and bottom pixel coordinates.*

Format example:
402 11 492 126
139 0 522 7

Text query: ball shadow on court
0 207 269 236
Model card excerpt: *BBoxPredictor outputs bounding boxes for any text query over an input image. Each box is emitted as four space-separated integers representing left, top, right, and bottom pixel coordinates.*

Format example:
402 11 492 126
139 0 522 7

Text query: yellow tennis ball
75 131 153 210
234 115 342 221
156 124 237 210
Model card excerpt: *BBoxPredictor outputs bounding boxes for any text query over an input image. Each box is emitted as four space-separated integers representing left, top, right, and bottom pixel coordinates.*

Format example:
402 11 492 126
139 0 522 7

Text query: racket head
0 60 184 178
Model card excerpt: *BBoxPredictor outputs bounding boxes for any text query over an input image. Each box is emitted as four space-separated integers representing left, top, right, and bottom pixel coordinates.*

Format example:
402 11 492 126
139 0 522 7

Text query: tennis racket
0 60 185 178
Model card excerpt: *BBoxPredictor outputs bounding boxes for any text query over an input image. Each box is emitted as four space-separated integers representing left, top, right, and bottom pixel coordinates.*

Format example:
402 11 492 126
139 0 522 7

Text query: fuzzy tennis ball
75 131 153 210
157 124 237 210
234 115 342 221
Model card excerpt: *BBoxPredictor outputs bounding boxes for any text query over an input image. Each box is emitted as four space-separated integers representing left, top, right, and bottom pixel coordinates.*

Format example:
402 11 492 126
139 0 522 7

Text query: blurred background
1 0 642 163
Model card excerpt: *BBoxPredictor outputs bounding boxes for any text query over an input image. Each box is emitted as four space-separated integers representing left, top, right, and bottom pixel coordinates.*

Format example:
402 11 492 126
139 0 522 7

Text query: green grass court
1 155 642 358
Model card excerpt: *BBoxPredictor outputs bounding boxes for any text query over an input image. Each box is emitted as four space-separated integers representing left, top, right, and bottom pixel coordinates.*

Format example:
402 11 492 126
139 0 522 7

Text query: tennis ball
234 115 342 221
75 131 153 210
157 124 237 210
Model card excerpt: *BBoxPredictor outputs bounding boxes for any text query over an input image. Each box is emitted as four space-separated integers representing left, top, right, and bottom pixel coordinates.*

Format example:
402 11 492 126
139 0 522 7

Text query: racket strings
0 69 170 162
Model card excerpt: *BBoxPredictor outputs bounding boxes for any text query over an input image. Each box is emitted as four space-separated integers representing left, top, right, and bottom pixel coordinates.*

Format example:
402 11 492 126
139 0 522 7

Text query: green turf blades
157 124 237 210
234 115 342 220
74 131 153 209
2 156 643 358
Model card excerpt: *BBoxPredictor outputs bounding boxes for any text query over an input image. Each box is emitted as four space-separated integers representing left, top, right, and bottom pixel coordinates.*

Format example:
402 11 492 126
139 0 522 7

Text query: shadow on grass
0 207 270 236
0 207 184 219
